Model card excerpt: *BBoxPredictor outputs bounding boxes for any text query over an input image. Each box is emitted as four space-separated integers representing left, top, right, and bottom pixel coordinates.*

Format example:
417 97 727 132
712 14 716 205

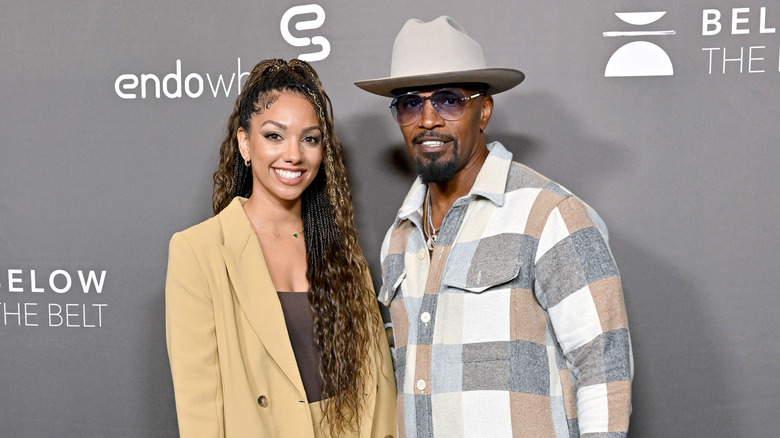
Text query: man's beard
416 144 458 184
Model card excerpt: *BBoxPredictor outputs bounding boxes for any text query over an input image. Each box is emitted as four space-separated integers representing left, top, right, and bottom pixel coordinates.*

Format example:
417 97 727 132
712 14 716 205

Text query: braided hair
211 59 380 435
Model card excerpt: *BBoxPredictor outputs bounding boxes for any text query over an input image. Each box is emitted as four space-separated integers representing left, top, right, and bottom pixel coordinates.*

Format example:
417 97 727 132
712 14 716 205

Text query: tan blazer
166 197 396 438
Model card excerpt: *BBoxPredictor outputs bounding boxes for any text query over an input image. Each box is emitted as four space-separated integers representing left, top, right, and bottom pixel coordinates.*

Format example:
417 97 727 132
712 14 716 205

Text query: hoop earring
244 158 251 167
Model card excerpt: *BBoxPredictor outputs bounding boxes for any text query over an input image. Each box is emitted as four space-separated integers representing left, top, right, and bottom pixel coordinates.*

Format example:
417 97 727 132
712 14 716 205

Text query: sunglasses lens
391 95 424 125
430 90 466 120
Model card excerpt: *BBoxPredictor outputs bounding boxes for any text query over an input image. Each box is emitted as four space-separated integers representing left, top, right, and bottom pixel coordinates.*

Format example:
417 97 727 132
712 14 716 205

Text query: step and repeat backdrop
2 1 778 436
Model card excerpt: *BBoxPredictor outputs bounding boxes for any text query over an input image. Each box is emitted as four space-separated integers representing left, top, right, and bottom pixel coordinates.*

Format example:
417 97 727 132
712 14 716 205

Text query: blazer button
257 395 269 408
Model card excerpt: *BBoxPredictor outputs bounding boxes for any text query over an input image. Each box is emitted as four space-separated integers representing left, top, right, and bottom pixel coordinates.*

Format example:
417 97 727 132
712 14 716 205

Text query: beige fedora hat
355 16 524 97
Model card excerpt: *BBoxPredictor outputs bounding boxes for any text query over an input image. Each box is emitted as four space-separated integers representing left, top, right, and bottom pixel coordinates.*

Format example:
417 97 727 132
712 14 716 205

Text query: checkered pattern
379 142 633 437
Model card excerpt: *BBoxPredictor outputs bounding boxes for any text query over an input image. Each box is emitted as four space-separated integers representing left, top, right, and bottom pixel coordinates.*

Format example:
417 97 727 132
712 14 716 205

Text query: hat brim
355 68 524 97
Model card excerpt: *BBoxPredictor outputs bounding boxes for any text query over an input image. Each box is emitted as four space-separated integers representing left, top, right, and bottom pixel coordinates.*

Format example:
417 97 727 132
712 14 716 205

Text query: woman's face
237 92 324 207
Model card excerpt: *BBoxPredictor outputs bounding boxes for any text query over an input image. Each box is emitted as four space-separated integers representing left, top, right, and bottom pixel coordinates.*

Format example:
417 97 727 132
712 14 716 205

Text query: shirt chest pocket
441 233 531 293
439 237 529 363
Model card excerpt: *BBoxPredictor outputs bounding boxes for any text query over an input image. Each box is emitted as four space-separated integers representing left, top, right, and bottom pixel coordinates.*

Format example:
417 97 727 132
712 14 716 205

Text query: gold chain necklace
252 221 303 238
424 187 440 251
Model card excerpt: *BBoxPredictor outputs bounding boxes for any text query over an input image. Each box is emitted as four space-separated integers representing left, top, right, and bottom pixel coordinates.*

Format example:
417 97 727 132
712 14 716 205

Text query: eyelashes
262 131 322 145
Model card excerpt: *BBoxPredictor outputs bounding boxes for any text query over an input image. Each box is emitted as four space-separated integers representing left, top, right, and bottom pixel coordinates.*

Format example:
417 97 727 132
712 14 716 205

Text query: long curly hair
212 59 380 435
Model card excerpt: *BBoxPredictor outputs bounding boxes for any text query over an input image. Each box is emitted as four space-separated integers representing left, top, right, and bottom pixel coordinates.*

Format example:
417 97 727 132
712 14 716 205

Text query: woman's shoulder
174 213 222 244
167 217 224 264
171 197 247 248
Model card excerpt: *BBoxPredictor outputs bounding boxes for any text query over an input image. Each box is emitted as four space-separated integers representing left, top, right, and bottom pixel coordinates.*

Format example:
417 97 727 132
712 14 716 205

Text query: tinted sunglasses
390 88 485 126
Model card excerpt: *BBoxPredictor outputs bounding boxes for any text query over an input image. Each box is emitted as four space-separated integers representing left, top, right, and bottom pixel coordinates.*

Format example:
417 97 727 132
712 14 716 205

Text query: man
355 16 633 437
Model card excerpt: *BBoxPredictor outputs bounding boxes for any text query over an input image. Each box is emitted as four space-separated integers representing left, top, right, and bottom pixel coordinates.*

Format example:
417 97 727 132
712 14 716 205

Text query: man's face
395 85 493 184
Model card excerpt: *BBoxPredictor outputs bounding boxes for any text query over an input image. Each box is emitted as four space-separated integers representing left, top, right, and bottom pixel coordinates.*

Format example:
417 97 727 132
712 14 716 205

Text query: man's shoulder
505 160 573 199
504 161 610 237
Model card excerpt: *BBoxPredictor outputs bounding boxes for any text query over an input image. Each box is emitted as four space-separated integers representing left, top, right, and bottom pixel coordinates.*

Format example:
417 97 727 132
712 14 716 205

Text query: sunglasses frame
390 88 485 126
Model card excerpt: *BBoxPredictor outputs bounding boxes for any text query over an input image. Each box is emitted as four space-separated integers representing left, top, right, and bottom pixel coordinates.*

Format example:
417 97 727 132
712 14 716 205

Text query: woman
165 59 396 438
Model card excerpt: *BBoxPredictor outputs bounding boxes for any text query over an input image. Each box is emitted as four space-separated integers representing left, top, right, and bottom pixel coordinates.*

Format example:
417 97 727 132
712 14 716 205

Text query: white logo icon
604 11 675 77
281 4 330 62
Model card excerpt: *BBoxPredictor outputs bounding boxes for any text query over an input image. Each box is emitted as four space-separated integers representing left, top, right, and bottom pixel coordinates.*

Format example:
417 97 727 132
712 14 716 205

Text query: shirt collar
396 141 513 221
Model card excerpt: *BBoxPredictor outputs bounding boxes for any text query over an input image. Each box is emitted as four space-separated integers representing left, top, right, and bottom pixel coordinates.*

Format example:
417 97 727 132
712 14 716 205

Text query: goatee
416 147 458 183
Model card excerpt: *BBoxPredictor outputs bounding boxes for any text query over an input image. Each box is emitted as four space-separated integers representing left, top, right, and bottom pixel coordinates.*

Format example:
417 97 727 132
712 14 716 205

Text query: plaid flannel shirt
379 142 633 438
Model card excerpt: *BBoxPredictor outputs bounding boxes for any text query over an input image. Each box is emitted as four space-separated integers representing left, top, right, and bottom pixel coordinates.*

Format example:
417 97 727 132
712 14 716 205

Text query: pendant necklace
252 220 303 239
424 187 440 251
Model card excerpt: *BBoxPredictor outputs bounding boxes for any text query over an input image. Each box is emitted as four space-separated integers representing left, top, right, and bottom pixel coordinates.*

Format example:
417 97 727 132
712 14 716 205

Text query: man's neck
427 143 489 224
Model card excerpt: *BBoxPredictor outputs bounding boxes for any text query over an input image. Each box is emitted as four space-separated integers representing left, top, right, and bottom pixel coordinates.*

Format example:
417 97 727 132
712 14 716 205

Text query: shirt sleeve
378 226 396 346
165 232 224 437
533 196 633 437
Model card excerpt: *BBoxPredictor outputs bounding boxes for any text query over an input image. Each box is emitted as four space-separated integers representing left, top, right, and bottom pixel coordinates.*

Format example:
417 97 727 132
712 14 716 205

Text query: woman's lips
273 168 305 184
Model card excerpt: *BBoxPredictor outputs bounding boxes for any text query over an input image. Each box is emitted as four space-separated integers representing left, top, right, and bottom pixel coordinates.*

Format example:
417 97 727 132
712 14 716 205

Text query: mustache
412 131 455 143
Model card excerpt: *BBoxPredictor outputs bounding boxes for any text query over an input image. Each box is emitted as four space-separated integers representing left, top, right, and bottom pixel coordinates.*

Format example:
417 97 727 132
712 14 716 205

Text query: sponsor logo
115 59 251 100
701 7 779 75
114 4 329 99
281 4 330 62
602 7 780 77
1 268 108 328
604 11 675 77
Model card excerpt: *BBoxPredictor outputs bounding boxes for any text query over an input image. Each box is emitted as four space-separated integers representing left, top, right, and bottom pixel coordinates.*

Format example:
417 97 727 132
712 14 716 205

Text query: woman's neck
242 194 303 234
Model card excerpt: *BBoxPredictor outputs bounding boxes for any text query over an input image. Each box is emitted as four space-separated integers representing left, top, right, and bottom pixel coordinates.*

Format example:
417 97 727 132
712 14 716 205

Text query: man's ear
479 95 494 132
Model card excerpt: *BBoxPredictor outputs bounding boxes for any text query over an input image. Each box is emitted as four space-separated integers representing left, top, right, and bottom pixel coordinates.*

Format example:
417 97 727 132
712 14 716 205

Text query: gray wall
1 1 778 436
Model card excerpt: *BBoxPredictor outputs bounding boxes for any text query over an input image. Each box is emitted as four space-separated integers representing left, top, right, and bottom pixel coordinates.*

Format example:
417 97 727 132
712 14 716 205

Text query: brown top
276 291 323 402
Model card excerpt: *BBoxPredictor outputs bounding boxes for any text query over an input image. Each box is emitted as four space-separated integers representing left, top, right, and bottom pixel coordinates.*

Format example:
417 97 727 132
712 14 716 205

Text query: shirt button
416 379 426 391
417 248 427 260
257 395 269 407
420 312 431 323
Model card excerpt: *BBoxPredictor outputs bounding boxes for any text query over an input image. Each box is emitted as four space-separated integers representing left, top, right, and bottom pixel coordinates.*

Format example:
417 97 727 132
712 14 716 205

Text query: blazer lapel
217 198 307 399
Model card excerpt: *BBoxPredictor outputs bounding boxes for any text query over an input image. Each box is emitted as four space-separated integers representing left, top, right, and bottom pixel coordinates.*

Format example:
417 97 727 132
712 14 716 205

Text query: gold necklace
424 187 440 251
252 221 303 238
